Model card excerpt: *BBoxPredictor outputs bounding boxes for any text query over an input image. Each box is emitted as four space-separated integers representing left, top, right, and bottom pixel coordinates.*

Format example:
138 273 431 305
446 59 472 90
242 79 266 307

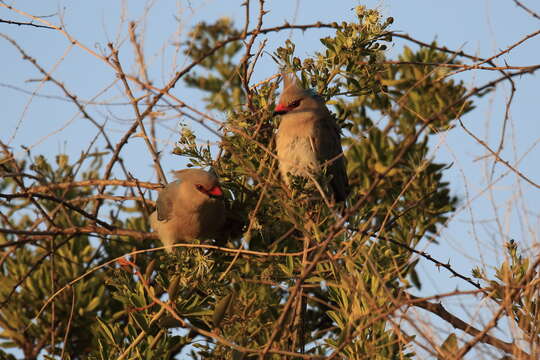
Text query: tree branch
408 293 531 359
0 17 54 29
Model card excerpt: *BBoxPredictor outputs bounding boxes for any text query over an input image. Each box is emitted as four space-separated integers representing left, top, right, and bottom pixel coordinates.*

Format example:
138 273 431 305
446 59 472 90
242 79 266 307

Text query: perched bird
150 169 226 252
274 74 349 202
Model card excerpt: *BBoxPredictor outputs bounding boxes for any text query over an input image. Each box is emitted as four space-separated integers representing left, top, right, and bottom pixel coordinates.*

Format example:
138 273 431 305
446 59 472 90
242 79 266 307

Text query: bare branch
108 43 168 185
459 119 540 189
409 293 531 359
513 0 540 20
0 17 54 29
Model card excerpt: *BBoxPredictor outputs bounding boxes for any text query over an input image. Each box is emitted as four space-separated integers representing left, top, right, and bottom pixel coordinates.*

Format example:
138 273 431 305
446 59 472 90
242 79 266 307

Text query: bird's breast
276 135 319 177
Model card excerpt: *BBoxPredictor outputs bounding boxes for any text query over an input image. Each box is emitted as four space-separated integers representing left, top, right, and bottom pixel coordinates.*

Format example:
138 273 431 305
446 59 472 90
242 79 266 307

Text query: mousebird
150 169 226 252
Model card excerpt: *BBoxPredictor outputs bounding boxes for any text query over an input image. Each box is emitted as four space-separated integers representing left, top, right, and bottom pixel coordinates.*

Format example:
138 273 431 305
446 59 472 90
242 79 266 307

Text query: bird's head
273 73 322 116
173 169 224 203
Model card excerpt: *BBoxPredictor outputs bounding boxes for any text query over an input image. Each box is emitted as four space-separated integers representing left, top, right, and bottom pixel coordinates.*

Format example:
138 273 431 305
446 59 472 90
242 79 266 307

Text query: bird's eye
195 184 205 192
289 99 301 108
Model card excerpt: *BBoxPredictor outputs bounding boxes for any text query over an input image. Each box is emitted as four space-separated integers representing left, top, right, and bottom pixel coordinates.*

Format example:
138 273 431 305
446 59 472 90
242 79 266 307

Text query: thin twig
360 60 540 71
513 0 540 20
0 192 114 230
108 43 167 185
449 29 540 77
459 119 540 189
20 179 161 194
59 286 76 360
0 17 54 29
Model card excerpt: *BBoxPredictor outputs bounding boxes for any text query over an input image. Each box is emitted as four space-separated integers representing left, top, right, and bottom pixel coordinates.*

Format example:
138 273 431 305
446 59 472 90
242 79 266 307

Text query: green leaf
96 318 116 345
212 292 234 328
438 333 458 360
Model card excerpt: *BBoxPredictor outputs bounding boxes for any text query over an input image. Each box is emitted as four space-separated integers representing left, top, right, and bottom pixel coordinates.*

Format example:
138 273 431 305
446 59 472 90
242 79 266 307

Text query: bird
274 74 349 202
150 168 226 252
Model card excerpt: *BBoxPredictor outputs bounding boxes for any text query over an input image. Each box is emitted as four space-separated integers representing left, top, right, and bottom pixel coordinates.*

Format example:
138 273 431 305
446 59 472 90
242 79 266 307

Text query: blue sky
1 0 539 358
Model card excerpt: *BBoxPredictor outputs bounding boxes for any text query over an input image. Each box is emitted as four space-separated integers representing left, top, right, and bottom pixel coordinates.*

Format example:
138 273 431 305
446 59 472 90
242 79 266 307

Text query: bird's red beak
273 103 289 116
208 185 223 197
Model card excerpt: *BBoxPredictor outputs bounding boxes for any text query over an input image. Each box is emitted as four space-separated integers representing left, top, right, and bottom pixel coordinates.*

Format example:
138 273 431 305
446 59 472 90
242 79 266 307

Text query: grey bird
150 169 226 252
274 74 349 202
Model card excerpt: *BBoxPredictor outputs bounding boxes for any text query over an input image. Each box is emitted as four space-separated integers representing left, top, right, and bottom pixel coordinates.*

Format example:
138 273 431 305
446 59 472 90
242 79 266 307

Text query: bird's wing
156 181 181 221
315 115 350 202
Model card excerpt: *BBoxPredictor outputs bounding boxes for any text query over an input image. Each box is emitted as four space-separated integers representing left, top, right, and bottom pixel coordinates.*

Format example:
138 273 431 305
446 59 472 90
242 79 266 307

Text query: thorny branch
408 293 531 359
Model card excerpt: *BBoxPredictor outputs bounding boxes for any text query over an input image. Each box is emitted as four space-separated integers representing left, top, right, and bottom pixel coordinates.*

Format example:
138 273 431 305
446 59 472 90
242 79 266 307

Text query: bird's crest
172 169 190 181
282 72 301 92
172 168 216 182
279 71 323 106
280 71 309 103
